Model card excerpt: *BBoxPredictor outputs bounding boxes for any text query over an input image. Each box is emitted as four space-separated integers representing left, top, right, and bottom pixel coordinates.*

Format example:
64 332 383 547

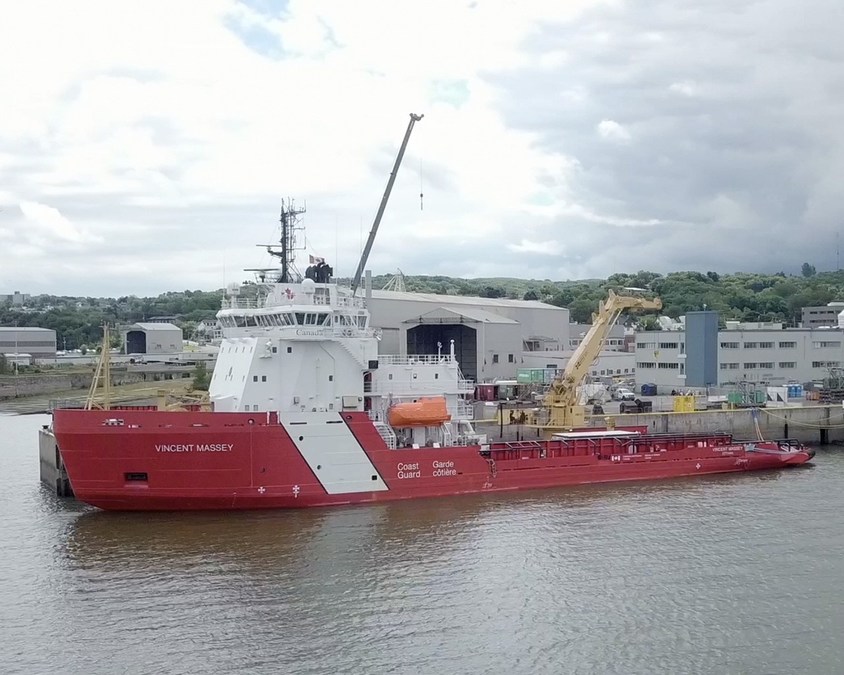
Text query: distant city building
196 320 223 342
0 327 57 360
0 291 31 306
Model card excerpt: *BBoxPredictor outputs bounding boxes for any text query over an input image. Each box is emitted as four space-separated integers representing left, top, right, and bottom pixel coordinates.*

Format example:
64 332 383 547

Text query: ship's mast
351 113 423 296
263 199 306 283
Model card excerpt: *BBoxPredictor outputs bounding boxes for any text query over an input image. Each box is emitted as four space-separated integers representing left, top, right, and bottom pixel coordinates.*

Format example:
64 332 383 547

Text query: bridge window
314 287 331 304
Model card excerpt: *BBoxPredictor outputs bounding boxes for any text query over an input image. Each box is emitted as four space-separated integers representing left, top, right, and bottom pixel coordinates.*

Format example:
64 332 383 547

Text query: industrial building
123 322 183 356
0 327 57 360
801 303 844 328
635 314 844 392
568 323 627 351
366 289 633 384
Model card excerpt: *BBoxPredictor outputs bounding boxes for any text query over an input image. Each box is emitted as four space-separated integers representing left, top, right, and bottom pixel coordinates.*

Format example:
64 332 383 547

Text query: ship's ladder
441 423 453 447
373 421 397 449
336 336 369 368
486 457 497 478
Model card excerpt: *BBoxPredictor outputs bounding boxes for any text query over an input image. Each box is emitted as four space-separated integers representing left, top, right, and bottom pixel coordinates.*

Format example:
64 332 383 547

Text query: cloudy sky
2 0 844 297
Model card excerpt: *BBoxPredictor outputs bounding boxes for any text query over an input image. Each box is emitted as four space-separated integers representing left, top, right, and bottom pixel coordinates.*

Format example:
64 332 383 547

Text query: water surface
1 414 842 674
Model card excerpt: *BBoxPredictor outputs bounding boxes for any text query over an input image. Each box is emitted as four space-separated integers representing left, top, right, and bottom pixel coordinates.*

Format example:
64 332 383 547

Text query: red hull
51 409 815 511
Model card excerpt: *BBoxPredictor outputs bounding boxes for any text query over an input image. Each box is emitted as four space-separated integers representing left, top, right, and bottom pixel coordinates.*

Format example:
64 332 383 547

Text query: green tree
479 286 505 298
639 315 662 331
191 362 210 391
523 289 540 301
802 262 817 277
569 298 598 323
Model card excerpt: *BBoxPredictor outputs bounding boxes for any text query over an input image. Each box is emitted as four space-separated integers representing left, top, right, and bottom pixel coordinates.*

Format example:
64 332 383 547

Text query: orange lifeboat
388 397 452 427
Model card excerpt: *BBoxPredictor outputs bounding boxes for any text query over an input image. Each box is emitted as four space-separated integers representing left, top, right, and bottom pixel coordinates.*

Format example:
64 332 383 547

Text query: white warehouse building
0 327 57 360
123 322 184 356
365 289 636 385
636 320 844 392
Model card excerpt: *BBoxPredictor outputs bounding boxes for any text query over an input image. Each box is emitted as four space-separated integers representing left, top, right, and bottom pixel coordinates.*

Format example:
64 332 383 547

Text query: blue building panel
685 311 718 387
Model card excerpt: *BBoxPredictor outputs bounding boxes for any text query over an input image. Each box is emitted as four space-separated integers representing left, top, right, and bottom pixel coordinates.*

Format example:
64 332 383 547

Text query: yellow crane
545 289 662 429
85 324 112 410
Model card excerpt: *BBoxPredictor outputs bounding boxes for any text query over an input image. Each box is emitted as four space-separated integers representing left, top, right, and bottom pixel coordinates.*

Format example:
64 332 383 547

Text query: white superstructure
209 276 480 448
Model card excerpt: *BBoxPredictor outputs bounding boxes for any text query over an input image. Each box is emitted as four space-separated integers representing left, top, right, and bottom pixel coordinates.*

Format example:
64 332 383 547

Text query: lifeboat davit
388 397 452 427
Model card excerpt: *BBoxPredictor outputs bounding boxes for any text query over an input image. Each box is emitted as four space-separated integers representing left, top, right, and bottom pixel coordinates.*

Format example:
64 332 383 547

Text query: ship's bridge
220 279 367 312
217 278 373 338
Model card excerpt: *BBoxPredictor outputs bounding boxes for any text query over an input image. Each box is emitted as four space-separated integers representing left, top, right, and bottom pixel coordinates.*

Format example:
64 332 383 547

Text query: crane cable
419 156 424 211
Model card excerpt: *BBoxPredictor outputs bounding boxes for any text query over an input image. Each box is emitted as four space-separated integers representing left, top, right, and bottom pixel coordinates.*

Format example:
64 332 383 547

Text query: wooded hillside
2 265 840 350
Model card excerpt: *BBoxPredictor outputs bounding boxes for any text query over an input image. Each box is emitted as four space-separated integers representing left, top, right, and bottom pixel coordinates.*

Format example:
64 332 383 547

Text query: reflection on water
62 471 798 572
2 414 842 675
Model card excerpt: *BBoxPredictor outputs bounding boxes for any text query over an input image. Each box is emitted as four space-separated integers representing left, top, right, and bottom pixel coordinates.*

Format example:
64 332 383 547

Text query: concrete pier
38 425 73 497
609 405 844 445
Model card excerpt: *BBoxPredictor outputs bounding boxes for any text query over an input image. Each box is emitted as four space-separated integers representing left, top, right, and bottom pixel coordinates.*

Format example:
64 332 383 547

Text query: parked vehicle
613 387 636 401
619 398 653 414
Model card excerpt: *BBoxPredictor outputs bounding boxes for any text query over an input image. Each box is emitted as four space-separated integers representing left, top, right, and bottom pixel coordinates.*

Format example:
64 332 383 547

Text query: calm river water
1 413 843 674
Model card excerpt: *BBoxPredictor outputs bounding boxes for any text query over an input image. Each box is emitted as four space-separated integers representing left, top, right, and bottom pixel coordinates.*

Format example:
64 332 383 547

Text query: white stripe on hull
281 412 389 494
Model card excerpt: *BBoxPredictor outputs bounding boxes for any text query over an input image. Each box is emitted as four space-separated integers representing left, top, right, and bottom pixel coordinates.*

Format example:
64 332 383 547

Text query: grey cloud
491 0 844 275
8 0 844 297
